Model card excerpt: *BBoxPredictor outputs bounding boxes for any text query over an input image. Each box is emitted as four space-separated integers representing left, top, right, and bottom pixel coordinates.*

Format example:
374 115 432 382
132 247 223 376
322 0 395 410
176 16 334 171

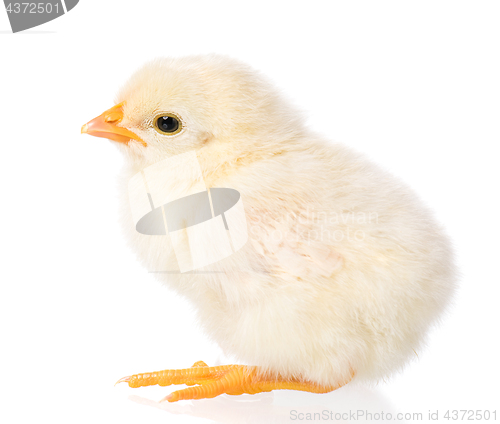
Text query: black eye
155 115 181 134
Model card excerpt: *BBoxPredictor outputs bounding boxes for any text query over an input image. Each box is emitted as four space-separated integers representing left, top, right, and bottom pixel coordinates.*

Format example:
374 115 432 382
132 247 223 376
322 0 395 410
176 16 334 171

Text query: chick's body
90 55 454 396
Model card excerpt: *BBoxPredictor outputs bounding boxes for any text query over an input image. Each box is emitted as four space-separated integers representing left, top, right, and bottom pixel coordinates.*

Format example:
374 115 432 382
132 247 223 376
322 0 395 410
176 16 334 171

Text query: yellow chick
82 55 455 402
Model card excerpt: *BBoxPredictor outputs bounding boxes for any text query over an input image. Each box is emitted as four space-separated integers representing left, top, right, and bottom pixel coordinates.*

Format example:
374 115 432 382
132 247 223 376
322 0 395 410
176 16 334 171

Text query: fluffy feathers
114 54 455 387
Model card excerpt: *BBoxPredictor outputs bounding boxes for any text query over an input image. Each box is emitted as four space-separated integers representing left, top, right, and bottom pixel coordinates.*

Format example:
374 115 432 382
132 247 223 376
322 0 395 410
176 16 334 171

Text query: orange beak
81 102 146 146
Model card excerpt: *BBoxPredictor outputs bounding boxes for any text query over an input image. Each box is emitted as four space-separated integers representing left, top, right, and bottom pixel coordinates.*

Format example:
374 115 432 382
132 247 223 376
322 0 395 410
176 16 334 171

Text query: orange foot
116 361 353 402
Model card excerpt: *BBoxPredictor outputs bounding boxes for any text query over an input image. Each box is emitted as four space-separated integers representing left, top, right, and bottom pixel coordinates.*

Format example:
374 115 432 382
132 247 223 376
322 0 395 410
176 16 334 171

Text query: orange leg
116 361 353 402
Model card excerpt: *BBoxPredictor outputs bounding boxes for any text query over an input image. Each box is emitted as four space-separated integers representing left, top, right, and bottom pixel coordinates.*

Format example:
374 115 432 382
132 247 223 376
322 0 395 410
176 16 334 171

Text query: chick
82 55 455 402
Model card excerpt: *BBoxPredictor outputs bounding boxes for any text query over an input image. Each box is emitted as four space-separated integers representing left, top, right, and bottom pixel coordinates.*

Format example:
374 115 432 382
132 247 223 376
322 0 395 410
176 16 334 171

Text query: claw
159 393 174 403
114 375 131 386
191 361 208 367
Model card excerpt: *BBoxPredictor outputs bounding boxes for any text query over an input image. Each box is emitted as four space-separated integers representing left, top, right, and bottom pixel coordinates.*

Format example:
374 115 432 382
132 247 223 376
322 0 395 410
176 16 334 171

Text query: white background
1 1 499 423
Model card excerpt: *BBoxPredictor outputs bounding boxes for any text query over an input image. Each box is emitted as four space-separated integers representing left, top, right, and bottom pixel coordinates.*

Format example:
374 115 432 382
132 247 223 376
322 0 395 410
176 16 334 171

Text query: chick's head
83 55 302 169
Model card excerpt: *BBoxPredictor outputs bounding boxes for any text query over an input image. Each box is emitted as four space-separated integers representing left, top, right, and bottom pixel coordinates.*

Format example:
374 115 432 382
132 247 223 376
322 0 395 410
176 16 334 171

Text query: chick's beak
81 102 146 146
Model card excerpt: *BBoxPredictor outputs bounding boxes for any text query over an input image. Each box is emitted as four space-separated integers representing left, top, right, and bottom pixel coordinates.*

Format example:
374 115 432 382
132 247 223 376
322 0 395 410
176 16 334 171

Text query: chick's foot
116 361 352 402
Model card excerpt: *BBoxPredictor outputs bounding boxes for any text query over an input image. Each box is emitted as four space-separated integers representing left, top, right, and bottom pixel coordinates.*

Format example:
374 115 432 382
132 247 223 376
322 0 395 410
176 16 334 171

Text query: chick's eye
155 115 181 134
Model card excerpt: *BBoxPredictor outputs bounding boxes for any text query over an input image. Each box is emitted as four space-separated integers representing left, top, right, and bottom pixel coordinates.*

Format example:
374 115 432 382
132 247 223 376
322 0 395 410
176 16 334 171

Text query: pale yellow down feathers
114 55 455 387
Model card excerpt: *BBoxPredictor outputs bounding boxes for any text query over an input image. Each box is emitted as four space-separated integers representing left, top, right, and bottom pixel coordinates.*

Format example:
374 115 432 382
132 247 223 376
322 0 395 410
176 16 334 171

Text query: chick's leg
116 362 353 402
